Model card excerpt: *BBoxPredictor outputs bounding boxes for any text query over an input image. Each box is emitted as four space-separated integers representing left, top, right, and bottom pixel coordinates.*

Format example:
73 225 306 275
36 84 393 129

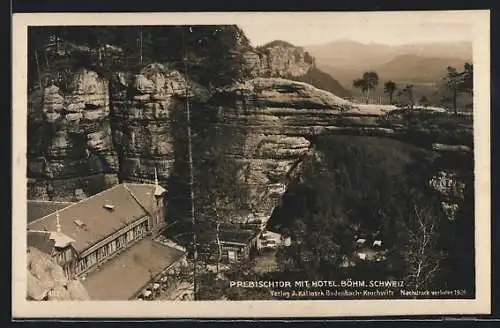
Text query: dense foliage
28 25 252 92
268 136 474 294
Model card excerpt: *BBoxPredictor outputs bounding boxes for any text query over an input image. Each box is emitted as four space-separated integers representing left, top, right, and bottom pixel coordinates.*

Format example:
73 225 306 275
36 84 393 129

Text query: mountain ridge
306 39 472 72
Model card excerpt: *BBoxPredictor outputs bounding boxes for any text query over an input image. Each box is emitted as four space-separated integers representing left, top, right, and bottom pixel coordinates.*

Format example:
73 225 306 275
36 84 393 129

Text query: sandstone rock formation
27 63 473 229
28 69 119 201
245 41 314 78
109 64 209 184
192 78 472 225
27 247 90 301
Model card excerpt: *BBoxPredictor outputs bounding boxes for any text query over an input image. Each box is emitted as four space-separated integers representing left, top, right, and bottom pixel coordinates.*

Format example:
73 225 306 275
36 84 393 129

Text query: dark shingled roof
220 229 258 245
27 183 163 254
82 238 185 300
27 201 75 223
27 231 55 255
125 183 159 214
192 228 259 246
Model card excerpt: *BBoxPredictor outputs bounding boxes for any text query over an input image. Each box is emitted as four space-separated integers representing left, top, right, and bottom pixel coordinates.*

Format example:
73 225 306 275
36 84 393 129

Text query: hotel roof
81 238 184 300
27 200 75 224
27 231 56 255
27 183 166 254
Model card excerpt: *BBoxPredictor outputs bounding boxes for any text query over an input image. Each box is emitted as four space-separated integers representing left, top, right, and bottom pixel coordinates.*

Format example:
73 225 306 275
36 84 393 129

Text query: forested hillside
269 135 474 295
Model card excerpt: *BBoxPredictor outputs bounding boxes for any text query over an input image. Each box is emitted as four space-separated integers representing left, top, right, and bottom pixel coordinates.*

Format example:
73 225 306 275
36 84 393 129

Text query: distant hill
374 54 468 84
305 40 472 107
306 40 398 70
288 66 351 98
306 39 472 71
306 40 472 88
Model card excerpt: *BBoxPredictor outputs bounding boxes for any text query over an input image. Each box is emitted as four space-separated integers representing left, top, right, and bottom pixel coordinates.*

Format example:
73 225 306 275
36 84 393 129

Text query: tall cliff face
109 64 209 185
243 40 350 98
194 77 351 225
27 27 473 228
27 69 119 201
202 78 473 224
26 35 348 203
27 69 473 227
27 63 212 201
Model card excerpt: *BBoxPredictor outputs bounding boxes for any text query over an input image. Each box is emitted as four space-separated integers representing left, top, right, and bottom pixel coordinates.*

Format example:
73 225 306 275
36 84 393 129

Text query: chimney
56 211 62 233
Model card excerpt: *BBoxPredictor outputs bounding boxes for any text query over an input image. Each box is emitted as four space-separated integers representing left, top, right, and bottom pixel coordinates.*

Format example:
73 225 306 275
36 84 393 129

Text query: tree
402 203 446 291
443 66 462 115
460 62 473 95
440 63 473 115
353 71 379 104
399 84 415 110
419 95 429 108
383 80 398 104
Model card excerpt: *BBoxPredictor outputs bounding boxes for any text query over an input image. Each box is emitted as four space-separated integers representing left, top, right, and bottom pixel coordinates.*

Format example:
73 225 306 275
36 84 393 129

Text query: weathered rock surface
110 63 209 184
27 247 90 301
203 78 474 225
244 41 314 78
27 69 119 201
27 66 473 229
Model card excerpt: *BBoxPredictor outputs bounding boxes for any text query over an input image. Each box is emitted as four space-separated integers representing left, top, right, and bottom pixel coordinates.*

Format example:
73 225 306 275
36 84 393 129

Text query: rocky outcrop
110 63 209 184
213 78 472 146
27 247 90 301
27 69 119 201
203 78 474 225
27 68 473 229
245 41 314 78
27 64 210 199
243 40 350 98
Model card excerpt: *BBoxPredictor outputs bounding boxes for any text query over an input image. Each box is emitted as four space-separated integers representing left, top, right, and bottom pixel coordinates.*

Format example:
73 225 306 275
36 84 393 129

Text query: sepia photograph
12 10 490 318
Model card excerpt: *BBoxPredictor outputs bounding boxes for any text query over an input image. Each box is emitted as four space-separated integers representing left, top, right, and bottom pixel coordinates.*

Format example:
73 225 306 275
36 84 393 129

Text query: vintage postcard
12 10 491 318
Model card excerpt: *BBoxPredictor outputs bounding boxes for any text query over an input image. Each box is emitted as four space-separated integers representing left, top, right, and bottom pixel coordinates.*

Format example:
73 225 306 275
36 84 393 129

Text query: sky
236 12 474 47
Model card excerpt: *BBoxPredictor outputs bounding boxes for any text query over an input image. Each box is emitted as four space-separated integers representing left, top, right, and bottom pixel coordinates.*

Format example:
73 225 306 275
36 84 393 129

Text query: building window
228 250 237 262
78 258 88 273
101 245 109 258
57 252 64 264
65 248 73 262
96 247 107 262
127 229 134 242
117 236 123 249
87 252 97 266
137 221 147 236
109 240 117 253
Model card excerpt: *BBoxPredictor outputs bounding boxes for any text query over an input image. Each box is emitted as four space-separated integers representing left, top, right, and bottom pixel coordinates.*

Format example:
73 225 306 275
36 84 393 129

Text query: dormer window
104 204 115 211
74 219 86 228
